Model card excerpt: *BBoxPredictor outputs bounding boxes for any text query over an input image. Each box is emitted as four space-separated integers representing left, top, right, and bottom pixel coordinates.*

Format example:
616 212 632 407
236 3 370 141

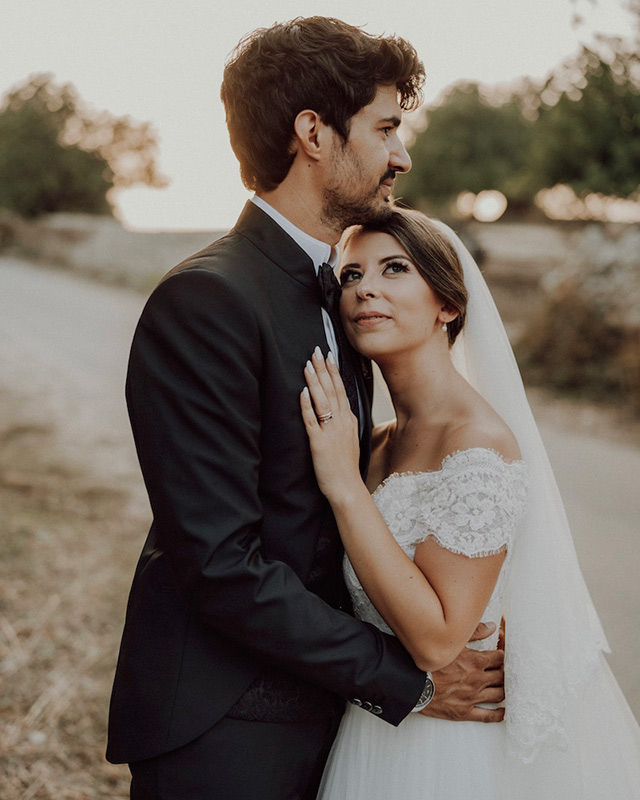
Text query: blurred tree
399 6 640 218
0 74 166 218
529 42 640 199
396 83 534 214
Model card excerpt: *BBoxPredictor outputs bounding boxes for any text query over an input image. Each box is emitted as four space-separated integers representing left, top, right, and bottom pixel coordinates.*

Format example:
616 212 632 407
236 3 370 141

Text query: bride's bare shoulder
444 407 521 464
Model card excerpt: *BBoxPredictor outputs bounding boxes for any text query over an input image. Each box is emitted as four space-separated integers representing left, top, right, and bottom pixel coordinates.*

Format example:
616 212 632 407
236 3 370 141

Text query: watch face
422 677 435 704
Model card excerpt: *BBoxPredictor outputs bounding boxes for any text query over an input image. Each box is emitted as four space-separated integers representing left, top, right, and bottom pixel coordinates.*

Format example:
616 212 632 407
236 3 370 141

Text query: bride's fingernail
302 387 310 399
327 351 335 365
314 346 324 360
306 360 315 373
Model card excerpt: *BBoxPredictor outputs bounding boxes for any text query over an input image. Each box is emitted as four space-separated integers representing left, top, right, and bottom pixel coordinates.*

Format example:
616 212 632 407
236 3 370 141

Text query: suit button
372 705 383 715
362 701 373 711
351 698 363 707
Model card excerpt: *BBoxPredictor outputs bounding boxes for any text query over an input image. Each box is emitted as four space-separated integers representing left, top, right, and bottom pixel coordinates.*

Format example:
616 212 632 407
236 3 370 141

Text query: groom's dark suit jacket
106 202 424 765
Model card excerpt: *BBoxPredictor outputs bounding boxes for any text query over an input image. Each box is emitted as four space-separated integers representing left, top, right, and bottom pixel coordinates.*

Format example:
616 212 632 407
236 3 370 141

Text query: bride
299 207 640 799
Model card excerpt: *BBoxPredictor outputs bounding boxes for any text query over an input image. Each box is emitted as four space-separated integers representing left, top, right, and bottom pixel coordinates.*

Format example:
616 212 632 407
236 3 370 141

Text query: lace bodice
344 448 529 651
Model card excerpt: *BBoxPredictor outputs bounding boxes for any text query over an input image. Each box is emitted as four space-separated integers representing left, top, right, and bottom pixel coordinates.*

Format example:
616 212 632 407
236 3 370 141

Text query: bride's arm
318 469 504 673
301 350 505 673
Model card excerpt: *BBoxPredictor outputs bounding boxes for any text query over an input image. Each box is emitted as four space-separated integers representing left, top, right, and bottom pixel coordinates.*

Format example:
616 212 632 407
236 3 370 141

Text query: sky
1 0 633 230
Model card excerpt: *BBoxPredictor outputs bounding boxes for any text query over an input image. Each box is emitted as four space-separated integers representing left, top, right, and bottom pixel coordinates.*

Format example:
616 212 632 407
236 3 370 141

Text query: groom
107 17 505 800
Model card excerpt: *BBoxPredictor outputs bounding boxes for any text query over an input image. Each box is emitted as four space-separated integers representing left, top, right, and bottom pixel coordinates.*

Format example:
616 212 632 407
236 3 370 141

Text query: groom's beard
321 149 396 231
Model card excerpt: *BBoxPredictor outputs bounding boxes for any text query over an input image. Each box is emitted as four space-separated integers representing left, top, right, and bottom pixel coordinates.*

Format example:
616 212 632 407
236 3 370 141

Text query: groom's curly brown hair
221 17 425 192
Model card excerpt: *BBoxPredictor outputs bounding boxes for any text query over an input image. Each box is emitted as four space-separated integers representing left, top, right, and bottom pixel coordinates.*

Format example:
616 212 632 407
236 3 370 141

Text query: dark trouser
129 714 342 800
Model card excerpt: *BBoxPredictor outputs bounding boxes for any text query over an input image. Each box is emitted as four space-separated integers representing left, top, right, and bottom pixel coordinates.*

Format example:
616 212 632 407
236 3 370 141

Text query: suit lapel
355 355 373 477
235 200 374 475
234 202 318 290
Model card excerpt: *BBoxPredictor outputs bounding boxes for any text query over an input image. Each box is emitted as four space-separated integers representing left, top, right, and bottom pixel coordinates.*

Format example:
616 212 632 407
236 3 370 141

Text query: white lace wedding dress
318 447 640 800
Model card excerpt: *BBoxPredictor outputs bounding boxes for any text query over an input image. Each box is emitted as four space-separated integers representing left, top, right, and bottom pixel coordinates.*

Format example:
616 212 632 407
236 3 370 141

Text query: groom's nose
389 137 411 174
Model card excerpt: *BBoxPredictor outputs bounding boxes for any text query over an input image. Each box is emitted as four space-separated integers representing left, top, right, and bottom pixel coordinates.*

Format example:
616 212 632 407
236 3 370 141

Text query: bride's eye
339 268 362 285
383 260 410 275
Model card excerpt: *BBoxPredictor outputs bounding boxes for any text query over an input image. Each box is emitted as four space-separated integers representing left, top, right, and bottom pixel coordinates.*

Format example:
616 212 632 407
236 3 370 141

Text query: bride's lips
353 311 391 328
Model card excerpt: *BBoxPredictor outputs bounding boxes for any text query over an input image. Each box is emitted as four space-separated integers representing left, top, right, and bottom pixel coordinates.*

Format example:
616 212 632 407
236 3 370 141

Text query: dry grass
0 402 145 798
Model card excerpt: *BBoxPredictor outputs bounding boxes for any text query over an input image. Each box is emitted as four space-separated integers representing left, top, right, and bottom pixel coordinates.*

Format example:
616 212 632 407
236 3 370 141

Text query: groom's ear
293 110 329 161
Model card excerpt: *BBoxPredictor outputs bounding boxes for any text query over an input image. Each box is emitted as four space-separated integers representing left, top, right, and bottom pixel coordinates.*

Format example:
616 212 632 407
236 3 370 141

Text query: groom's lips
380 170 397 194
380 177 395 196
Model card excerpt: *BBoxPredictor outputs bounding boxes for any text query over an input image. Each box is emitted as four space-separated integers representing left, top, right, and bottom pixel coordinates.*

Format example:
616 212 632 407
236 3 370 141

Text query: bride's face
338 230 446 361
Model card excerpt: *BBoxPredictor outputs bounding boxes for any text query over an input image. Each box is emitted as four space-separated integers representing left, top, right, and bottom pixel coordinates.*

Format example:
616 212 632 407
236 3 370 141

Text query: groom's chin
361 199 394 225
323 193 394 231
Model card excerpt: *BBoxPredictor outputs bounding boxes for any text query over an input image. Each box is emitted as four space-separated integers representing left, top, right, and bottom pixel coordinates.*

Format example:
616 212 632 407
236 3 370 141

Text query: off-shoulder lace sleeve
392 449 529 558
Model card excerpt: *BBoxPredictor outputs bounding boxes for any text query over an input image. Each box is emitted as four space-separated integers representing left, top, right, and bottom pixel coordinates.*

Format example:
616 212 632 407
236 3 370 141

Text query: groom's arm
127 266 425 725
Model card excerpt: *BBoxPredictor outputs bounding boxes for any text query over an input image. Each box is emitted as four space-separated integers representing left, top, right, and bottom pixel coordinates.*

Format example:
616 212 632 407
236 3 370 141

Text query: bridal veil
437 221 640 796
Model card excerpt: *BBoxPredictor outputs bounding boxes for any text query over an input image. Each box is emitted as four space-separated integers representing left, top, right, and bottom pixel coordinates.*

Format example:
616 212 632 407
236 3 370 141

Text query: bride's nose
355 273 380 300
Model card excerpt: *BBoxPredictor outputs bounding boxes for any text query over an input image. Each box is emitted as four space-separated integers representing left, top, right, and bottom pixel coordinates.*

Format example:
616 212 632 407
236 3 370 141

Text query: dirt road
0 256 638 794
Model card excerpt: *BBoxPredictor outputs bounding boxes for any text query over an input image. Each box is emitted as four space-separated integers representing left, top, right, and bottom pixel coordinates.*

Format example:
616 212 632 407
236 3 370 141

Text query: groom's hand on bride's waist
419 622 505 723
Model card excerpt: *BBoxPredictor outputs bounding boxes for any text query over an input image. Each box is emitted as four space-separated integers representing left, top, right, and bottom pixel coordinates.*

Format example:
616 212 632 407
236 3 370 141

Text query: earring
441 322 447 332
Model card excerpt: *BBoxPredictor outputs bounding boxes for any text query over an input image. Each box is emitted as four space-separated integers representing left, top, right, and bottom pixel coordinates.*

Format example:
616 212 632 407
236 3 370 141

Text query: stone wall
0 212 226 291
467 219 640 342
511 221 640 411
2 213 638 334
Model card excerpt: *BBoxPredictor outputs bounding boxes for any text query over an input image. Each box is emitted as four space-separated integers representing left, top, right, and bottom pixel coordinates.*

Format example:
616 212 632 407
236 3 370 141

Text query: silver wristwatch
413 671 435 711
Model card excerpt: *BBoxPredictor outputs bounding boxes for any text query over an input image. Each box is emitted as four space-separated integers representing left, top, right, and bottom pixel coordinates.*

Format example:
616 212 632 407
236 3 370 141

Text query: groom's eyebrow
380 115 401 128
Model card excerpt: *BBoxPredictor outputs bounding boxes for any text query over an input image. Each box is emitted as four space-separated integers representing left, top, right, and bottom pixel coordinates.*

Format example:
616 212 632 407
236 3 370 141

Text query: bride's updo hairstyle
342 207 468 346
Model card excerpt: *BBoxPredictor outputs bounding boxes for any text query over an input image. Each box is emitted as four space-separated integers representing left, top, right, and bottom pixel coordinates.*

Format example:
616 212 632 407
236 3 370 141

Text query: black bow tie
317 263 360 423
317 261 342 314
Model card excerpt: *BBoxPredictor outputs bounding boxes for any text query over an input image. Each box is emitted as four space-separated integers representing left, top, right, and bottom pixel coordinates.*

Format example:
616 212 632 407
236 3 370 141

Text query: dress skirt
318 654 640 800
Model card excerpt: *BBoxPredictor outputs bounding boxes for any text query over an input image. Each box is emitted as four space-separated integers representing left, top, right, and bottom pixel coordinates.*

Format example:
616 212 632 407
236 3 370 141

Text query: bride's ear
438 304 459 325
